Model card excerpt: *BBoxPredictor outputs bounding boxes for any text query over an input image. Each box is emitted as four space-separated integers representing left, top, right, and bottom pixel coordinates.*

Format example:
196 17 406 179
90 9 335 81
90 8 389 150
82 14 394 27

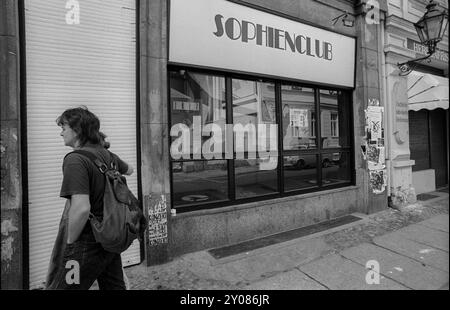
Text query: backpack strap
67 150 109 174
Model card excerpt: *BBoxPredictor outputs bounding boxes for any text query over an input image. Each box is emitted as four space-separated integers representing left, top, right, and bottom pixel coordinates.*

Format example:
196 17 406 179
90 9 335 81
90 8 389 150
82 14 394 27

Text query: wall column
139 0 171 265
354 0 389 214
1 0 23 289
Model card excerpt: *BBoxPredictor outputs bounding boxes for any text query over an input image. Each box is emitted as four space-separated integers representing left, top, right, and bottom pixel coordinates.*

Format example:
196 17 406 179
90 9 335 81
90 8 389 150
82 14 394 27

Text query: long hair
56 106 110 149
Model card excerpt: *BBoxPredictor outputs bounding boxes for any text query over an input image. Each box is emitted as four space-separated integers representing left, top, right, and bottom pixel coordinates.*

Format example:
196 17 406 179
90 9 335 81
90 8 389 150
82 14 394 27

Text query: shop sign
169 0 356 88
406 38 448 63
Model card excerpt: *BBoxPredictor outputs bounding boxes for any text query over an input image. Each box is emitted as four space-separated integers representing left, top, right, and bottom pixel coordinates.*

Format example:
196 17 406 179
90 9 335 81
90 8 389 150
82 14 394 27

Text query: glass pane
322 152 351 186
172 160 228 207
281 86 316 150
169 70 226 160
283 155 318 191
319 90 350 149
235 158 278 199
232 79 278 160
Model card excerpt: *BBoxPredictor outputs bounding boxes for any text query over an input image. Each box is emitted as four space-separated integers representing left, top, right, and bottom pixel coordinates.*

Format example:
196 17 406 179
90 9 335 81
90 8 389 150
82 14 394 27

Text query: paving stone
244 269 327 290
226 250 300 283
374 232 449 272
395 224 449 252
298 254 408 290
182 251 245 284
227 237 334 283
340 243 449 290
416 215 449 233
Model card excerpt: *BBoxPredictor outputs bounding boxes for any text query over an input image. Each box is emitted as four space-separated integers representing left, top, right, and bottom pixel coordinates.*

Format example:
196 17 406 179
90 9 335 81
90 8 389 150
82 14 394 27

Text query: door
429 109 448 187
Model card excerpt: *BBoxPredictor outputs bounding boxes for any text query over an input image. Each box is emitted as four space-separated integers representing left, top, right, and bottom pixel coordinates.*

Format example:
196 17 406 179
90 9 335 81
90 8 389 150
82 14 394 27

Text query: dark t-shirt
60 144 128 237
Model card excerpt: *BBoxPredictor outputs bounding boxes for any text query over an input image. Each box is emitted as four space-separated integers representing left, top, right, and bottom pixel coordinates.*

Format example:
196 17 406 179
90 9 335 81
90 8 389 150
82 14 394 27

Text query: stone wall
1 0 23 290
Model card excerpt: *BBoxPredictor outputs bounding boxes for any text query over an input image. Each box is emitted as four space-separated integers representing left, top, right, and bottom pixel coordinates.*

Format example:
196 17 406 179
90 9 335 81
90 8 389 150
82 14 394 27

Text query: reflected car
172 162 183 172
284 153 340 169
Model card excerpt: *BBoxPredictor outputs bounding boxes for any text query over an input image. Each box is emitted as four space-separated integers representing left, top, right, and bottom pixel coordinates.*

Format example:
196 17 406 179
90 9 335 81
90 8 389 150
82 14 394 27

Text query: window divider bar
226 77 236 201
276 82 284 194
315 88 323 187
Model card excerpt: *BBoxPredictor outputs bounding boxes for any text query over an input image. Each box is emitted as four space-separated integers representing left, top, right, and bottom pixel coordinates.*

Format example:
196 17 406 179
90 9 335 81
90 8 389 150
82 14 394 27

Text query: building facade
1 0 391 289
384 0 448 206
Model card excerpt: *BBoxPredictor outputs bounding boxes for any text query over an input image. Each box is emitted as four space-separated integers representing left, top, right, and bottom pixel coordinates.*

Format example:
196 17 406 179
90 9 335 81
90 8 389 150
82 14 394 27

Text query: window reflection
283 155 318 191
235 159 279 199
281 86 316 150
170 71 226 159
172 160 228 206
322 152 351 186
232 79 277 159
168 69 354 211
319 90 350 149
232 79 278 198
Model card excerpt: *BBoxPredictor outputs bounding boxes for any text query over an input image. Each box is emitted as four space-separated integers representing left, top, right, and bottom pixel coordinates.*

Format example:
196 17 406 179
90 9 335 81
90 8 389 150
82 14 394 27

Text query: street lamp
397 0 448 75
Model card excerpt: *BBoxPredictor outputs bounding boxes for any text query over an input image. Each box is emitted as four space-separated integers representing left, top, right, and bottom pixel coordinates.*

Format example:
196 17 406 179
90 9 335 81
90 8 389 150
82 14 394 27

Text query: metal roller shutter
25 0 140 289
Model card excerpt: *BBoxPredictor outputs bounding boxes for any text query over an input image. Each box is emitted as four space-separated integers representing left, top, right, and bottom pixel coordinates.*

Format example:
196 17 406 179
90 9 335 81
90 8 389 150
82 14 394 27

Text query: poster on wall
369 169 387 194
365 101 386 193
366 106 383 143
147 194 169 246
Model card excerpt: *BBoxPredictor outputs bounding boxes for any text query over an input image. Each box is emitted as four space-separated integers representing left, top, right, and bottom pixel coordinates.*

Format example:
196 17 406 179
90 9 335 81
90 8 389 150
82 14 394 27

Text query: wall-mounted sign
407 38 448 63
169 0 356 88
395 101 408 123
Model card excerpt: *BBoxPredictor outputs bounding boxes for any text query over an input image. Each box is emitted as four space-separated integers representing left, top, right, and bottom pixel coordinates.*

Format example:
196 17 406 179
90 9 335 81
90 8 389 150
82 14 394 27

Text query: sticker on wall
369 169 386 194
147 194 168 246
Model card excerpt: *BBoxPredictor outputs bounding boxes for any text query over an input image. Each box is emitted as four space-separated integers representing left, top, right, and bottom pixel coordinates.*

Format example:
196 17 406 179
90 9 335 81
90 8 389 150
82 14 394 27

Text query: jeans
46 233 126 290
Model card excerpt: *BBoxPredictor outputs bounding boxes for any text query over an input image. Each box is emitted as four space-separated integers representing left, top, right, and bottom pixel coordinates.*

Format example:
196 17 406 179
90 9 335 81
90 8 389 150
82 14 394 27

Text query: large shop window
169 69 354 212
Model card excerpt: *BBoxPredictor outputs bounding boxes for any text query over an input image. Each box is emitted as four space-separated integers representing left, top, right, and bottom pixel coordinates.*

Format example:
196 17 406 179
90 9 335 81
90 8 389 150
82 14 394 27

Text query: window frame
168 66 355 213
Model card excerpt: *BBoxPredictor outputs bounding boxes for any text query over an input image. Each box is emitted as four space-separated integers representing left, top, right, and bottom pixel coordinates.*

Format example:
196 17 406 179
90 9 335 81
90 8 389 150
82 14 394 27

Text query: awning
407 72 449 111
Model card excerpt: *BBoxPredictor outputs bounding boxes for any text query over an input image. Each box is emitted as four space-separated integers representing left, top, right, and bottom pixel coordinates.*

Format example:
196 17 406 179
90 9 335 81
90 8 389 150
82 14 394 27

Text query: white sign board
169 0 355 87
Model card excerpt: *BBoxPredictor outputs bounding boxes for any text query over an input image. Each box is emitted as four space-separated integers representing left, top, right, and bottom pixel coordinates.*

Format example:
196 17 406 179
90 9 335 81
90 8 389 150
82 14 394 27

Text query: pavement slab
415 215 449 233
217 237 333 283
243 269 327 290
340 243 449 290
374 232 449 272
298 254 408 290
395 224 449 252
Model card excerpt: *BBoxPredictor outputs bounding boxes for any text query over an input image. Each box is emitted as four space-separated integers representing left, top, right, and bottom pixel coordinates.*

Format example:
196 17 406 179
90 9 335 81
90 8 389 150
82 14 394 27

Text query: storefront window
281 86 316 150
170 71 228 207
322 152 351 186
172 160 229 206
319 89 351 149
170 70 226 160
283 155 318 191
232 79 278 198
169 69 354 212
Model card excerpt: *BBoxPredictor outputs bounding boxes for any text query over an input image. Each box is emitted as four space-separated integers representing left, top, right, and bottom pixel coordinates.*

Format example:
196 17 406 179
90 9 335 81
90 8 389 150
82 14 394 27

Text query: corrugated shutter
25 0 140 289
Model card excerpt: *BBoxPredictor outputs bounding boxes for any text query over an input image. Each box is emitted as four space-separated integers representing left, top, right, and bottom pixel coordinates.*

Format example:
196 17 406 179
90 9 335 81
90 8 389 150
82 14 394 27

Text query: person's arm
67 194 91 244
113 152 133 175
124 163 133 176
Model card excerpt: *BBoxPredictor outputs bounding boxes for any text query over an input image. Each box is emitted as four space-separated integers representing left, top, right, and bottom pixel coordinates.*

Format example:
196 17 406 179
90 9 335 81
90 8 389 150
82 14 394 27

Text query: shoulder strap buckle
94 159 108 173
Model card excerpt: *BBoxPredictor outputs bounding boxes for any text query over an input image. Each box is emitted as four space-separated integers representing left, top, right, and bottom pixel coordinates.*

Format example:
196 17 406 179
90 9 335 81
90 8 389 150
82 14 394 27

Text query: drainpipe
380 11 392 201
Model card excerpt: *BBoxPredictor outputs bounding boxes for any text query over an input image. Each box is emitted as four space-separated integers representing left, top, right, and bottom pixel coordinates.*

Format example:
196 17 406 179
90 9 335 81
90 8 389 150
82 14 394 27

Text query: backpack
69 150 147 253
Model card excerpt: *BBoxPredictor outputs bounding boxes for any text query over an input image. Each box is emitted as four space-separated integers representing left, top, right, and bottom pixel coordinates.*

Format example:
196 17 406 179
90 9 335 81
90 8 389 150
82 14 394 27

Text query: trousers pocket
62 242 83 262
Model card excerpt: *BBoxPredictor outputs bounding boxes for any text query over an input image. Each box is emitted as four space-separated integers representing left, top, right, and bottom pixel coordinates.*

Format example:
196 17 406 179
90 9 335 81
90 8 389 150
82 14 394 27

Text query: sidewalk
125 189 449 290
